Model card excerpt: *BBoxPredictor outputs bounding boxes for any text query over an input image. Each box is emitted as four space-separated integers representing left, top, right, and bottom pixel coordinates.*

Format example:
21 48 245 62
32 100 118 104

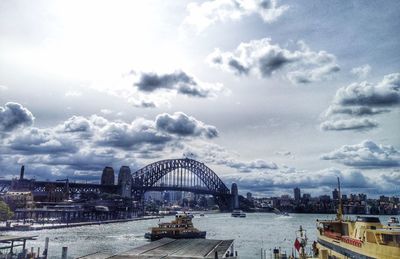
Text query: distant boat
273 209 289 216
388 216 399 226
95 205 109 212
176 211 194 219
231 210 246 218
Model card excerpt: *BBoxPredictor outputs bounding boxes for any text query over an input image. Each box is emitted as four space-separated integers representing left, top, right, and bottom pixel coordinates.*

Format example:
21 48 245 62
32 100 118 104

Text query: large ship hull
144 231 206 241
317 233 400 259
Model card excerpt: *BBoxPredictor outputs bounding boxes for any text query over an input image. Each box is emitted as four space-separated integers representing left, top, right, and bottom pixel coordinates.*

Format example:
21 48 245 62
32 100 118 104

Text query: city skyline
0 1 399 197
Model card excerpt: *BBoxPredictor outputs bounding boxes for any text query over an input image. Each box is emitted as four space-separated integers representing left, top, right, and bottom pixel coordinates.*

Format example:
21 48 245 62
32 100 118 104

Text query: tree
0 201 14 221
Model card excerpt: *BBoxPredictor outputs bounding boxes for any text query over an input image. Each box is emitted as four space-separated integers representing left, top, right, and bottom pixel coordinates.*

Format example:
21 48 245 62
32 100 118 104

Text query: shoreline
0 216 163 231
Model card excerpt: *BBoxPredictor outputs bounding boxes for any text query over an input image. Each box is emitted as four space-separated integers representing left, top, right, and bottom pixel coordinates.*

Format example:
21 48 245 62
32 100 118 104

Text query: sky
0 0 399 197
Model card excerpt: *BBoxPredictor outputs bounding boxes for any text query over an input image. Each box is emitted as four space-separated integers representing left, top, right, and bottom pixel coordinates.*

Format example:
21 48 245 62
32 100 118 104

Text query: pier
0 235 38 258
79 238 237 259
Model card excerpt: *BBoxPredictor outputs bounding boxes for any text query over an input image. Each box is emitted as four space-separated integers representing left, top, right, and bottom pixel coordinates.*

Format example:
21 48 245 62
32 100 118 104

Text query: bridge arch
132 158 230 196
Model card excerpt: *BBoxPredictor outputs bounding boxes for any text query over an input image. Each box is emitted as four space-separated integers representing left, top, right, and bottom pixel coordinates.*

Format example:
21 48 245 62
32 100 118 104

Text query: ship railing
340 236 362 247
323 230 341 240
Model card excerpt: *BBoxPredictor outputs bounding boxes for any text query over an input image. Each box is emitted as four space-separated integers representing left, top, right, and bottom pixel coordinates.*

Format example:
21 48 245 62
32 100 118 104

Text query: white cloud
334 73 400 107
207 38 339 84
182 141 277 173
100 109 113 115
351 64 371 79
320 72 400 130
64 90 82 97
321 140 400 168
183 0 289 32
320 118 378 131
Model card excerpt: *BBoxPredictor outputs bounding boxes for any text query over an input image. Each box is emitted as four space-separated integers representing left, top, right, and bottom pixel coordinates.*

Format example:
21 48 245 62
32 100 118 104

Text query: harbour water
3 213 392 259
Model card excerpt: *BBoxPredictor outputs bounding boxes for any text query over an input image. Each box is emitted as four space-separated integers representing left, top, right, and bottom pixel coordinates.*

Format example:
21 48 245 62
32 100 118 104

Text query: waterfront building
2 191 35 211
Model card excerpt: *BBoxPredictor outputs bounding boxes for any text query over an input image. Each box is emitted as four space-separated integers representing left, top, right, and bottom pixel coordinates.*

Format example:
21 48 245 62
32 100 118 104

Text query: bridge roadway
0 179 117 194
0 180 226 196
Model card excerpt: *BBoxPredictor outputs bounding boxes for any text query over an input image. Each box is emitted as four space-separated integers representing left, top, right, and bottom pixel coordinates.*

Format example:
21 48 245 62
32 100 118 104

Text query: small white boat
231 210 246 218
388 216 399 226
273 209 289 216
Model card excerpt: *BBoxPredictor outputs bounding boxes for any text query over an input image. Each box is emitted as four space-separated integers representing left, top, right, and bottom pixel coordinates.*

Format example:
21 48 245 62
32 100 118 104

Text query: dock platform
0 235 38 255
79 238 236 259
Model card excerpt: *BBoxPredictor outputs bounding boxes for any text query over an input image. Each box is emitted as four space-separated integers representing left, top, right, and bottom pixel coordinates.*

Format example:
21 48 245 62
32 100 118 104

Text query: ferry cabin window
381 234 400 246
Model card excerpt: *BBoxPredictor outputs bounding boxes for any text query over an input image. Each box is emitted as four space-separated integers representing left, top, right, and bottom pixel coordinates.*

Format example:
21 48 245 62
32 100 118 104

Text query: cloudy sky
1 0 399 197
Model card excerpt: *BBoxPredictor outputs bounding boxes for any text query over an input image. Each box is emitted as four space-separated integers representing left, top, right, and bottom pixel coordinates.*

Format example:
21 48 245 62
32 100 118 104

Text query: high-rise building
294 187 301 201
332 188 339 200
101 166 115 185
231 183 239 209
246 192 252 200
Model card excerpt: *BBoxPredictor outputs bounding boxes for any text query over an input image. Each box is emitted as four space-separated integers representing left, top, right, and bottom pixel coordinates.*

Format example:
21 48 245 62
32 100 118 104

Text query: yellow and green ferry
313 178 400 259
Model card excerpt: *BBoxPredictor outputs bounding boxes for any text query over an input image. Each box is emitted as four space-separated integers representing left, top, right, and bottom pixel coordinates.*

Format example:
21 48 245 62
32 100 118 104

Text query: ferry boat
144 213 206 241
314 178 400 259
231 209 246 218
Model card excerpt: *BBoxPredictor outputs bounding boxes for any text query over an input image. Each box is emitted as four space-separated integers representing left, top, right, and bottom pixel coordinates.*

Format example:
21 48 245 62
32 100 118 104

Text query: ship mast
336 177 343 221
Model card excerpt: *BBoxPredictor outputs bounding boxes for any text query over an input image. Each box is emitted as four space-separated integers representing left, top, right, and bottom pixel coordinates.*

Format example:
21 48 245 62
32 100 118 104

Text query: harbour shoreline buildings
248 187 399 215
1 166 398 225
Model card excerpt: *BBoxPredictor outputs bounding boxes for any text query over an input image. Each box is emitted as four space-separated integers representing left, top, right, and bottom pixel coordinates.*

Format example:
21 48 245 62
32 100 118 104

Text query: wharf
0 216 162 231
0 235 37 255
79 238 236 259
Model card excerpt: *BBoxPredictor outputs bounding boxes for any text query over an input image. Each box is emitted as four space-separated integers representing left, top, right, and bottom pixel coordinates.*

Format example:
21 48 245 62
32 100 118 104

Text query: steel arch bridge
0 158 234 210
132 158 231 210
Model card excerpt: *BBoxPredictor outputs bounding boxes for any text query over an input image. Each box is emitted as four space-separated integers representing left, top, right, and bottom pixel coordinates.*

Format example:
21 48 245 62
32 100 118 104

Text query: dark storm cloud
321 140 400 168
227 58 250 75
334 73 400 107
8 128 78 154
134 71 212 98
156 112 218 139
258 51 292 77
37 148 134 172
0 102 34 132
207 38 339 84
136 71 195 92
177 84 209 98
320 118 378 131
